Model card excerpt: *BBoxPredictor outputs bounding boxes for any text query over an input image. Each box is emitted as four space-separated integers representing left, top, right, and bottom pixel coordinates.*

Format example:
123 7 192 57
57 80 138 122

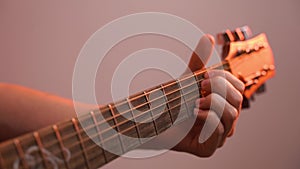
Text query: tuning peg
239 26 252 39
242 96 250 109
217 26 253 45
256 84 266 94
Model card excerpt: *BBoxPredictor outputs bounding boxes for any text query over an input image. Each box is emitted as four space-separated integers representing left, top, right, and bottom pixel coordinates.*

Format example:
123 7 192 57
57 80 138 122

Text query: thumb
188 34 215 72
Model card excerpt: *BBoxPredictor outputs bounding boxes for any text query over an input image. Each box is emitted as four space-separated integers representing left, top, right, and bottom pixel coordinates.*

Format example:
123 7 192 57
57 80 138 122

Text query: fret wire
70 67 212 134
91 94 197 147
90 111 108 163
176 79 191 117
31 75 192 156
94 86 198 140
44 93 197 162
193 71 203 90
143 91 158 135
126 98 142 144
25 64 222 164
1 61 230 167
77 88 199 149
100 76 201 132
52 125 71 169
34 74 204 156
191 71 205 116
108 104 125 154
93 68 209 125
94 76 202 130
33 132 50 169
72 118 91 169
21 91 199 167
39 74 205 152
63 93 198 160
87 66 207 123
87 61 227 125
13 139 29 169
160 84 174 124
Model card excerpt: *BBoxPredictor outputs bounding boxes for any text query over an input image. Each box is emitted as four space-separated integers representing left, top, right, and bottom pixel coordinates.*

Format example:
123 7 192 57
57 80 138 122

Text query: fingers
204 70 245 94
193 109 225 153
194 70 244 144
195 94 238 141
201 70 244 109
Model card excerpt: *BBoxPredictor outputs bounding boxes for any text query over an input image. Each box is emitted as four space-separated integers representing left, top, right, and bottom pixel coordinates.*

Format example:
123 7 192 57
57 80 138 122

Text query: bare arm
0 83 92 141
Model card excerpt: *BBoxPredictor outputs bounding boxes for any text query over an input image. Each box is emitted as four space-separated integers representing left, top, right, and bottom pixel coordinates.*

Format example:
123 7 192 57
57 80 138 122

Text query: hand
172 70 244 157
172 35 245 157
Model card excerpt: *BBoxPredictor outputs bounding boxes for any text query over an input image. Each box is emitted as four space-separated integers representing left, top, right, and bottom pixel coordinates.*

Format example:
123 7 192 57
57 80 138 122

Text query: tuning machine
217 26 253 59
217 26 252 45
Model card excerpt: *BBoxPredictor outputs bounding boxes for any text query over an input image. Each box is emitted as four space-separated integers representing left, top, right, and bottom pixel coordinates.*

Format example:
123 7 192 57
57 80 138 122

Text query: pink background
1 0 300 168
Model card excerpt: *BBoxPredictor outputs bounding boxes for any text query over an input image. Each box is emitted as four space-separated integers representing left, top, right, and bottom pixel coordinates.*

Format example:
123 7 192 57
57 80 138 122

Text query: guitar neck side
0 62 231 169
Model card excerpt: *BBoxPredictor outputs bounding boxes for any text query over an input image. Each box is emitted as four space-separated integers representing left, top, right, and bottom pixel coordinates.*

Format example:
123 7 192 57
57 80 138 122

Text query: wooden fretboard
0 62 229 169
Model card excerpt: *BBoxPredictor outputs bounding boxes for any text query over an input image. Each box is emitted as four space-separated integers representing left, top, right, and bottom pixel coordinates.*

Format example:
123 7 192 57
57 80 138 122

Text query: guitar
0 26 275 169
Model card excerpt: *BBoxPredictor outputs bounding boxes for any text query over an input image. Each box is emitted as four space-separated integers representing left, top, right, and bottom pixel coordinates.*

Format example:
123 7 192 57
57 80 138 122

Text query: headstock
226 33 275 99
217 26 275 107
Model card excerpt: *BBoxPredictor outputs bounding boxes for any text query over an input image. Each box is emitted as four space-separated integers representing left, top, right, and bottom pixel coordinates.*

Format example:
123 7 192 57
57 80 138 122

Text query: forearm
0 83 93 141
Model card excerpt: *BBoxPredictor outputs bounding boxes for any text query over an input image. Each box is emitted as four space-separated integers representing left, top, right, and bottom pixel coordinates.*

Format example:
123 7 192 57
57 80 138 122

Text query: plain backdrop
1 0 300 169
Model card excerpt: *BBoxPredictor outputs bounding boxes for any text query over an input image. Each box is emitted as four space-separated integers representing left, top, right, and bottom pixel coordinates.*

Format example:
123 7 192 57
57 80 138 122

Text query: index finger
204 70 245 94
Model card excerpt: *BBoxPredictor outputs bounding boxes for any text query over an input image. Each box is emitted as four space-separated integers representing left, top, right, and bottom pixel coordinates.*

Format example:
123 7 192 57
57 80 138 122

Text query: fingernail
199 98 205 107
199 97 205 103
204 72 209 78
201 79 209 87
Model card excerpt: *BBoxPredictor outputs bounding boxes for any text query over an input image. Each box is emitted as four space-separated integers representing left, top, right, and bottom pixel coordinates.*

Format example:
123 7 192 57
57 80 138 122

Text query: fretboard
0 62 230 169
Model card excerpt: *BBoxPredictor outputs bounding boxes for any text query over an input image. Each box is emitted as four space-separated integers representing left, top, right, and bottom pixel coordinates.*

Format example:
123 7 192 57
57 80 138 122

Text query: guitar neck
0 62 230 169
0 27 276 169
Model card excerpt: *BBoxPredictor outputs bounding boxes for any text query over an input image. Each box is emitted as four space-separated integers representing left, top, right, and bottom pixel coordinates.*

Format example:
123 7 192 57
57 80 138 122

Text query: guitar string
26 92 199 168
69 61 226 136
7 37 274 167
52 95 198 167
9 77 201 168
74 73 202 137
18 88 199 168
80 68 206 123
54 34 268 168
72 86 198 148
35 68 209 149
9 62 228 167
42 76 203 151
16 71 207 168
67 61 227 140
45 61 225 145
95 61 225 113
11 63 226 167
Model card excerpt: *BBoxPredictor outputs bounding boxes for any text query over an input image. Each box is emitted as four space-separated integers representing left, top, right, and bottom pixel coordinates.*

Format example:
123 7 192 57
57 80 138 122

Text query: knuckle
240 83 246 92
224 71 232 78
233 92 243 107
211 93 222 101
229 107 238 121
209 76 220 88
214 76 225 84
237 92 244 104
217 123 225 137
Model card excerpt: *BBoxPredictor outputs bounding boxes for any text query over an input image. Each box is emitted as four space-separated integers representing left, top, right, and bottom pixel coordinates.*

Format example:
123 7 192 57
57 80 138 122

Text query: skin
172 70 244 157
172 35 245 157
0 35 244 158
